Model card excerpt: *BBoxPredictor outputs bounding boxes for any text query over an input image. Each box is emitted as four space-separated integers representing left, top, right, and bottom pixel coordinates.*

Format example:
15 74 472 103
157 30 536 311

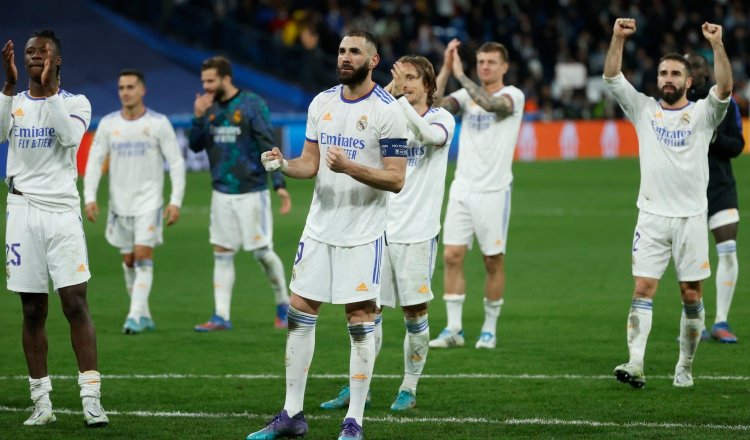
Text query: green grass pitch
1 157 748 439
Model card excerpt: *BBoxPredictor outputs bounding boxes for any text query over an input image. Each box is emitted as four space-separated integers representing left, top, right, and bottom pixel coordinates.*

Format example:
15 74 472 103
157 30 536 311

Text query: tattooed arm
452 48 514 117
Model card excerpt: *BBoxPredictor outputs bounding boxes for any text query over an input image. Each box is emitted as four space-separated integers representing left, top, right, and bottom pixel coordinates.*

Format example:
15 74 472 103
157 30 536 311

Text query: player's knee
133 247 153 262
633 278 657 298
482 254 503 274
443 247 465 267
122 253 135 267
21 300 48 325
679 281 702 303
402 303 428 319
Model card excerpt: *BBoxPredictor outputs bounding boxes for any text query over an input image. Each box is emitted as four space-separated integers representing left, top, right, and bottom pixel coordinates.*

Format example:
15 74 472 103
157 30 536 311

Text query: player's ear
370 53 380 70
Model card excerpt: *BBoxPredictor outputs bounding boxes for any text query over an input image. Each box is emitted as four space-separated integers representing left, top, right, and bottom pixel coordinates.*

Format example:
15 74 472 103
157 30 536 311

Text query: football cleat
429 328 465 348
390 389 416 412
194 314 233 332
614 363 646 389
475 331 496 349
320 386 371 409
139 316 155 331
711 322 738 343
337 417 363 440
247 410 308 439
673 364 694 388
82 397 109 428
123 317 143 335
23 402 56 426
275 303 289 329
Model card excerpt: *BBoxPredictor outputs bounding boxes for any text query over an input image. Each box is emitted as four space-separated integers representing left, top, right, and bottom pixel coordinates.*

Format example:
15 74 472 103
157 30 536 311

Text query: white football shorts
708 208 740 231
631 210 710 282
6 193 91 293
105 208 163 253
290 234 384 304
443 183 511 256
210 189 274 251
379 237 438 308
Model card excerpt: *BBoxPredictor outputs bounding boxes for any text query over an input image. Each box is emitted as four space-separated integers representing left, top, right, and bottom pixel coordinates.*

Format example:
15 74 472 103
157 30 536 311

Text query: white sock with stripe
283 306 317 416
715 240 738 324
481 298 504 335
345 322 376 426
122 263 135 298
678 301 705 367
627 298 653 369
400 314 429 394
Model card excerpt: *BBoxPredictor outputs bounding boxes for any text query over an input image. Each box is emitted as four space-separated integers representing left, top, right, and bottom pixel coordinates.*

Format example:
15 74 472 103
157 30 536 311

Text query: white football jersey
604 74 729 217
387 106 455 243
84 109 186 216
450 85 525 192
303 84 408 247
1 90 91 212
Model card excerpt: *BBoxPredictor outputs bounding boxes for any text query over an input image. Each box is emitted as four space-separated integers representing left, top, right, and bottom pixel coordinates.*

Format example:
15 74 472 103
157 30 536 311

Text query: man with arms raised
429 40 525 350
247 29 407 440
1 29 108 427
605 19 732 388
84 69 186 334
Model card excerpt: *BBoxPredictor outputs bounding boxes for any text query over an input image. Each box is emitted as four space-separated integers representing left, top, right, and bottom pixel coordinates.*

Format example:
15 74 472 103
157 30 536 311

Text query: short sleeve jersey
303 84 408 247
84 109 185 216
604 74 730 217
387 107 455 243
3 90 91 212
449 85 525 192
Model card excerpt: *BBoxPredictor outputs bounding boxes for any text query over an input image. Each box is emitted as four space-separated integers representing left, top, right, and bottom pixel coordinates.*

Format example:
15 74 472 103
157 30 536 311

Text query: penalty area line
0 406 748 431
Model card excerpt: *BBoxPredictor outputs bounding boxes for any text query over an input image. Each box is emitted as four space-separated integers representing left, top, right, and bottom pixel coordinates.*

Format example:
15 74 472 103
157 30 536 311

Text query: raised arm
702 22 732 100
395 97 448 146
1 40 17 142
451 50 513 117
435 39 460 114
188 92 214 152
604 18 637 78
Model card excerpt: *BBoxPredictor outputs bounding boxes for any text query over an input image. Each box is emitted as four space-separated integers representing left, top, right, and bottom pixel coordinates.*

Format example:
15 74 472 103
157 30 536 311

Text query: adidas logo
147 225 156 232
351 373 368 380
76 264 87 272
418 284 429 294
355 282 368 292
13 108 24 116
701 261 710 270
323 112 332 121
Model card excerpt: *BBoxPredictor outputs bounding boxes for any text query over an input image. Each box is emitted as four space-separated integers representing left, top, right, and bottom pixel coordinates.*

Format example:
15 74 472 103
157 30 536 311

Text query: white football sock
481 298 504 335
400 314 429 394
78 370 101 399
283 306 317 416
345 322 376 426
122 263 135 298
678 301 705 367
128 260 153 319
627 298 653 369
29 376 52 407
715 240 738 324
213 252 235 320
444 293 464 332
374 313 383 356
254 247 290 305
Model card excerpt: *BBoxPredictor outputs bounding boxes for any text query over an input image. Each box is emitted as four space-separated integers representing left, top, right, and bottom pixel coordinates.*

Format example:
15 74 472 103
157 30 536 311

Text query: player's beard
337 63 370 87
659 84 686 105
213 86 226 102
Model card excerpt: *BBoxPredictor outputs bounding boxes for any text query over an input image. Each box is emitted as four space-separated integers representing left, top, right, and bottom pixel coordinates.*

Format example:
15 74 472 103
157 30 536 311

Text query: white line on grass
0 406 747 431
0 373 748 381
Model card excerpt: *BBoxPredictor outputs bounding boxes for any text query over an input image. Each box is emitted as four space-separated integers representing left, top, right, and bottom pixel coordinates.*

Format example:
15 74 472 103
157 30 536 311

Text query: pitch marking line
0 406 748 431
0 373 748 381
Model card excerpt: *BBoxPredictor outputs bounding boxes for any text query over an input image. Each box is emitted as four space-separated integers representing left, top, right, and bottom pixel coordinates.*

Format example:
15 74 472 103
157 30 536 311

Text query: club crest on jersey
680 113 690 125
209 114 216 122
356 115 368 131
233 110 242 124
142 127 150 136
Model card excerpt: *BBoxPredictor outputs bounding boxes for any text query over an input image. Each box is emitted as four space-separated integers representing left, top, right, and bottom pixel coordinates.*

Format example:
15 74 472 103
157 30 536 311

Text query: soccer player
605 19 732 388
685 53 744 343
320 55 455 412
83 69 186 334
429 40 525 350
247 30 408 440
188 56 292 331
1 30 108 427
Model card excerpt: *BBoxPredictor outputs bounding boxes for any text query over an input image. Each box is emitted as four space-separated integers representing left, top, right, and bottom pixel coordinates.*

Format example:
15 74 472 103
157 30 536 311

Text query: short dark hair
396 55 437 107
201 56 233 77
477 42 509 63
119 69 145 85
343 29 378 54
30 29 61 54
659 53 692 77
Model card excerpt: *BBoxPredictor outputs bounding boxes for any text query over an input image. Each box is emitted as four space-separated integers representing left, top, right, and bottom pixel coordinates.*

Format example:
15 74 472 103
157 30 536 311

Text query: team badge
233 109 242 124
356 115 368 131
143 127 150 136
209 114 216 122
680 113 690 125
